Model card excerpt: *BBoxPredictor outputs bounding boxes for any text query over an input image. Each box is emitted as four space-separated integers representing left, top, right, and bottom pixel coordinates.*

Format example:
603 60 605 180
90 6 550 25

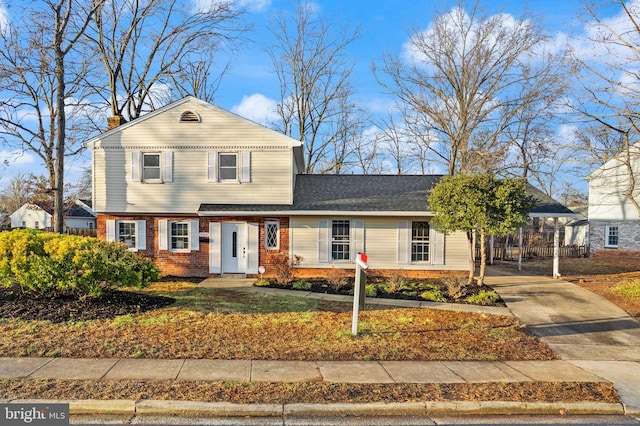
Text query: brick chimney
107 115 126 130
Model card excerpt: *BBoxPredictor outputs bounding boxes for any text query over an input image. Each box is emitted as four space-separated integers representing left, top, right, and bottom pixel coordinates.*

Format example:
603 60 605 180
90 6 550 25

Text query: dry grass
0 282 552 361
0 379 618 405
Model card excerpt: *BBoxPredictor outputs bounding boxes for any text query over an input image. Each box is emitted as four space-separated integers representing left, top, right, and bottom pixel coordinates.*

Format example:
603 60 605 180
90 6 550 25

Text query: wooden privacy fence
43 227 97 237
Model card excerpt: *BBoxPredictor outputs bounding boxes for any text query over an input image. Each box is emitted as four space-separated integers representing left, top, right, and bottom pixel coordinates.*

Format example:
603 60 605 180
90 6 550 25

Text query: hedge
0 229 160 298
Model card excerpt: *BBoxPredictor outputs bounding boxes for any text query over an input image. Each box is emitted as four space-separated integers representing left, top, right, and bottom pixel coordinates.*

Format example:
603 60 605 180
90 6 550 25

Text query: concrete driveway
485 267 640 413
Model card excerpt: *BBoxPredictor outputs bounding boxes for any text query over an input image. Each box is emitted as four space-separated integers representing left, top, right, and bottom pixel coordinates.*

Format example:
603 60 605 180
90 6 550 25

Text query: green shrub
420 286 446 302
254 278 271 287
292 280 312 290
365 284 378 297
0 229 160 298
466 289 500 305
613 279 640 299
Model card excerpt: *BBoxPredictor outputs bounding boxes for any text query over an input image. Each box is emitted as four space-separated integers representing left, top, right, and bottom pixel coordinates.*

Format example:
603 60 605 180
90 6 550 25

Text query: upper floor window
218 153 238 181
142 153 161 182
131 151 173 183
605 225 619 248
179 111 200 122
207 151 251 183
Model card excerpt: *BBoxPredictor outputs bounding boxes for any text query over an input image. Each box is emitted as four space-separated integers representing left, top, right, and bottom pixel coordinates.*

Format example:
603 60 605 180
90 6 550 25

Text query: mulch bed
0 286 175 323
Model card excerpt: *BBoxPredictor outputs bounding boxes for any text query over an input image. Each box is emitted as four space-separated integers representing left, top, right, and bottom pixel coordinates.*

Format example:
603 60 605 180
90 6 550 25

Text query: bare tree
375 1 561 176
0 173 32 215
569 0 640 217
0 0 102 232
267 2 360 173
85 0 246 123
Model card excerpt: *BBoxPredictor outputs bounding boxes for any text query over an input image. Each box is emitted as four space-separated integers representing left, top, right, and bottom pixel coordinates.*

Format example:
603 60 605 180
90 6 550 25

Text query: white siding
588 154 640 221
90 98 297 214
290 216 468 271
10 204 52 229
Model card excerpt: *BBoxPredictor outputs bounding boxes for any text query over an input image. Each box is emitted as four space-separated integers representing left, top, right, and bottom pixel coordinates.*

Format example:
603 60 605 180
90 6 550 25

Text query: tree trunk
53 23 66 234
478 232 486 286
466 231 475 285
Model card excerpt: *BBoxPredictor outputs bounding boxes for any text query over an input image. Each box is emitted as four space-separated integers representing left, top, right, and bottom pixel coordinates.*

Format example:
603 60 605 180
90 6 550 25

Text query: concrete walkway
2 271 640 418
485 269 640 415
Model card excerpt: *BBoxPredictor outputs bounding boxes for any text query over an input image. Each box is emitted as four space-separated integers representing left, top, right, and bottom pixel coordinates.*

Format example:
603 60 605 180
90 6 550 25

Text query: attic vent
180 111 201 123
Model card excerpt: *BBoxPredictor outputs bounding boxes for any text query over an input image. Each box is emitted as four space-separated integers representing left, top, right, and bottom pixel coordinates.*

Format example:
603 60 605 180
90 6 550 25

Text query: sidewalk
2 271 640 419
0 357 625 417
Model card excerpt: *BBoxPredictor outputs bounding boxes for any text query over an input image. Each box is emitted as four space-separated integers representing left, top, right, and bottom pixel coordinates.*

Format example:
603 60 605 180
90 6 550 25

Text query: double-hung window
106 219 146 251
142 153 161 182
411 221 430 262
331 220 351 261
118 221 137 249
605 225 619 248
218 153 238 181
170 222 190 250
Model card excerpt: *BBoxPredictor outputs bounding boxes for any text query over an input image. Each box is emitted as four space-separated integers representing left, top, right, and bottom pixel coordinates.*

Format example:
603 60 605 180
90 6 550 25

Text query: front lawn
0 281 551 361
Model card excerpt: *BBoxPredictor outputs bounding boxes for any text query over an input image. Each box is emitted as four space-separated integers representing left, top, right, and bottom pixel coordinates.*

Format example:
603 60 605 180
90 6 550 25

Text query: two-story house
87 97 571 278
587 142 640 253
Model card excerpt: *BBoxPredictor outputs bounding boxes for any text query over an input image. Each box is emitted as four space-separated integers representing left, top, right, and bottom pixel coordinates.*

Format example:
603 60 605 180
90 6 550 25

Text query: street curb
7 399 627 417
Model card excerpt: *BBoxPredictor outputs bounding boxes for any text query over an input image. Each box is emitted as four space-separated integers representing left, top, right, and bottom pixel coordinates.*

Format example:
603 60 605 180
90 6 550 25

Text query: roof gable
84 96 302 149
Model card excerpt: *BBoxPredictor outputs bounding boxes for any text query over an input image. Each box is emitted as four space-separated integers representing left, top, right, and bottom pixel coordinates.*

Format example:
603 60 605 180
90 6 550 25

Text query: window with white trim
331 220 350 261
265 221 280 250
142 153 161 182
605 225 619 248
170 221 190 250
34 221 39 229
118 221 137 249
218 153 237 181
411 221 430 262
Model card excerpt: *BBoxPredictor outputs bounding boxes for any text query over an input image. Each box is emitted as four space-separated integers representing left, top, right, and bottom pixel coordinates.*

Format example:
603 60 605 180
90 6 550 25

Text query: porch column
553 217 560 278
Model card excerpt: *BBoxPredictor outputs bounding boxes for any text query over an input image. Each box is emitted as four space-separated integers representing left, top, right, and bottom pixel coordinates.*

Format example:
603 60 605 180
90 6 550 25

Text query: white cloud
193 0 272 14
232 93 279 125
0 150 35 166
0 1 8 34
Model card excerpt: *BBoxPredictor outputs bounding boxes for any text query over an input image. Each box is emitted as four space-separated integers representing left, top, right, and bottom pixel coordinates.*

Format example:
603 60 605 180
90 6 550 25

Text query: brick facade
97 214 291 278
589 219 640 253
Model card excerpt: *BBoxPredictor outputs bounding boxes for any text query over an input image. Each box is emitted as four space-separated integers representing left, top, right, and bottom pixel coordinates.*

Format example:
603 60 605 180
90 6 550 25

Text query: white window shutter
352 219 364 261
247 222 259 273
131 151 140 182
397 220 410 264
209 222 222 273
158 219 168 250
207 151 217 182
189 219 200 251
137 220 146 250
106 220 116 242
163 151 173 182
318 219 330 263
240 151 251 183
431 228 445 265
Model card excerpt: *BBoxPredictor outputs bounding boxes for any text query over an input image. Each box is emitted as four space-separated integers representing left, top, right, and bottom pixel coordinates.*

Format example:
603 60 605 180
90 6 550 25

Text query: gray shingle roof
198 174 573 216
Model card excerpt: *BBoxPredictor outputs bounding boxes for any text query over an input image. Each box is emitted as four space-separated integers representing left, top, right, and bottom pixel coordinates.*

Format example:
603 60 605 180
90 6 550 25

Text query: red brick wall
96 214 292 278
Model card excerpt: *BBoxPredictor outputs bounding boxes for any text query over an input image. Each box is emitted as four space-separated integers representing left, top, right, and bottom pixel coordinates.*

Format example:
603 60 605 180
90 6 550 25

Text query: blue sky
0 0 625 194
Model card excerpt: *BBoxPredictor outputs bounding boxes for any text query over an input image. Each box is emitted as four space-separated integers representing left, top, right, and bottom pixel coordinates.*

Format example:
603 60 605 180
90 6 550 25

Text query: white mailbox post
351 252 369 336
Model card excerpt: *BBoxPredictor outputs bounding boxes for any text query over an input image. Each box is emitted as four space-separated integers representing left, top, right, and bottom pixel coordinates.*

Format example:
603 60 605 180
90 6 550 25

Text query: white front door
222 222 247 273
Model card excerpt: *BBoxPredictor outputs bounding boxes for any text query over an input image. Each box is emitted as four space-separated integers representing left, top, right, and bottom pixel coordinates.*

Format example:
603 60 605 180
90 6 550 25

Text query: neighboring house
86 96 572 278
587 142 640 253
9 200 96 231
564 205 588 247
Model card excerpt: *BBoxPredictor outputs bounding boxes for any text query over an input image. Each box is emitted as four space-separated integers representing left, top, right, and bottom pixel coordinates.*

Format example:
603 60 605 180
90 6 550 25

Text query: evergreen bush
0 229 160 298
